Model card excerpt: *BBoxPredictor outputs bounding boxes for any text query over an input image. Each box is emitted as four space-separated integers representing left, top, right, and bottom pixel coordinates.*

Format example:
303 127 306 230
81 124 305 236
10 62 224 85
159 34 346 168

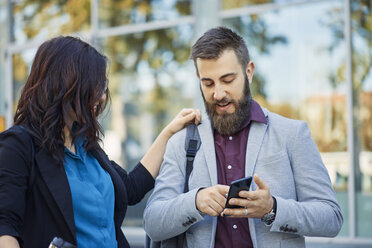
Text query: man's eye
204 82 213 87
224 80 233 84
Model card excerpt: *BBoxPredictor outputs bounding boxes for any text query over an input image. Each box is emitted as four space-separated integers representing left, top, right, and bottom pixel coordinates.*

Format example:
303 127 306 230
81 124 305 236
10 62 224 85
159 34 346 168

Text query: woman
0 36 200 248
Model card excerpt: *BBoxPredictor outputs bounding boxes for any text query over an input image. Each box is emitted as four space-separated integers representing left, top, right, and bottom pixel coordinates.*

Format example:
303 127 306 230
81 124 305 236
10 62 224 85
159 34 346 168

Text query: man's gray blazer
144 107 343 248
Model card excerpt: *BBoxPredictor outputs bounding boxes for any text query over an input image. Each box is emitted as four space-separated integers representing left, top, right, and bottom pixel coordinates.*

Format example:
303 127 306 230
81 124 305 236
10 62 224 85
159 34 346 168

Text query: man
144 27 343 248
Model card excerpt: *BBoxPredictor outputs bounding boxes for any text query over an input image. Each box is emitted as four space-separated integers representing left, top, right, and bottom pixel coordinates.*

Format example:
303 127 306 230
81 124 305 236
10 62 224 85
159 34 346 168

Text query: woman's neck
63 126 76 154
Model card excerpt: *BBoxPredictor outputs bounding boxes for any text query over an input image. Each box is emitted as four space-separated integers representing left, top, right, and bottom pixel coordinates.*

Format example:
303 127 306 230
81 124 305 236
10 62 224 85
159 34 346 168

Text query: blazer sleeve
143 131 205 241
111 160 155 205
0 127 33 240
270 121 344 237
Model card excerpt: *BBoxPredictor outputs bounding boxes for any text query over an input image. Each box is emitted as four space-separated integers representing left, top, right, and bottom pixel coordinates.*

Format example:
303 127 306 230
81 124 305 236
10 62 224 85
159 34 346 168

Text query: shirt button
233 224 237 229
227 165 232 170
229 136 233 140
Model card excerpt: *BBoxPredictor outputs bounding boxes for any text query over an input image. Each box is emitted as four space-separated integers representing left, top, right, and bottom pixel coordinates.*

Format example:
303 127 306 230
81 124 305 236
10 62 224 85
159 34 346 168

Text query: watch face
262 210 276 225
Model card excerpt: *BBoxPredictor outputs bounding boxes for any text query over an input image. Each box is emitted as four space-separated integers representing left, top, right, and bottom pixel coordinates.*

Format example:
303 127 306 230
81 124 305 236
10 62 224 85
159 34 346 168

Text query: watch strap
261 196 277 226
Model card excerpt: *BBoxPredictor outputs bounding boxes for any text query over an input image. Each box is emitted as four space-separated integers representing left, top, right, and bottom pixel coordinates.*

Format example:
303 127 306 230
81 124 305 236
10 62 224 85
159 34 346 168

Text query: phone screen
225 176 252 209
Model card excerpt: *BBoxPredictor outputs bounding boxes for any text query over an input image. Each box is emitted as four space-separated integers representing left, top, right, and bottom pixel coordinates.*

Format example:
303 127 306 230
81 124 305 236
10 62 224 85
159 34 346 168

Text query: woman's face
93 78 108 114
93 91 106 114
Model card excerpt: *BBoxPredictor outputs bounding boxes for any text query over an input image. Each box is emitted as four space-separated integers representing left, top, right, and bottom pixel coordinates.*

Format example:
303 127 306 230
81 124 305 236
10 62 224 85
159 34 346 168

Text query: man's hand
222 174 273 218
196 185 229 217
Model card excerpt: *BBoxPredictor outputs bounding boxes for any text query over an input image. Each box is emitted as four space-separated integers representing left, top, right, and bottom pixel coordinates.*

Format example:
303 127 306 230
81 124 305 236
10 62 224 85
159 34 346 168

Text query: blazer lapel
246 107 268 248
245 107 269 184
35 150 76 239
198 117 218 186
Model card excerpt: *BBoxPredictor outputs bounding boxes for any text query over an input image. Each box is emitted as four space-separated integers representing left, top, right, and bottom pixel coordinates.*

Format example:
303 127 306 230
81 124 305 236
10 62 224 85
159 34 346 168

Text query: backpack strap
176 124 201 248
146 124 201 248
183 124 201 193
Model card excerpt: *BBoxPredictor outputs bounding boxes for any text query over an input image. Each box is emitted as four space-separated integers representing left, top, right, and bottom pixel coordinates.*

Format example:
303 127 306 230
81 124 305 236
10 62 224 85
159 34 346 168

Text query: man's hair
14 36 109 166
190 26 250 72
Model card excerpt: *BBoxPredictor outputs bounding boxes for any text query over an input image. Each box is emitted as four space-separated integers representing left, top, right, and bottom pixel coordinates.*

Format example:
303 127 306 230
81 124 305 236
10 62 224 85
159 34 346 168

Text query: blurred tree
222 0 272 10
13 0 91 39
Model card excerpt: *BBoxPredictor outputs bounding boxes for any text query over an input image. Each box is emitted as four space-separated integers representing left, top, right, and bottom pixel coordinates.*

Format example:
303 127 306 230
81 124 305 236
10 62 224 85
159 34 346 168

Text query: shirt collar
64 136 87 162
245 99 267 127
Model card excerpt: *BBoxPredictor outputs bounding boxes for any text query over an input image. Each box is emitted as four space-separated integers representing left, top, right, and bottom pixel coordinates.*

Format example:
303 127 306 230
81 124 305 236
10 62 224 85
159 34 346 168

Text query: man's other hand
196 185 229 217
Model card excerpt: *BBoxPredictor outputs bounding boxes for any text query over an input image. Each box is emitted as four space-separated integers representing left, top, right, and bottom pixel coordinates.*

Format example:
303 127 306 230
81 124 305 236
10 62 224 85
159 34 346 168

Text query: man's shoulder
264 108 306 133
168 126 188 145
266 110 302 123
169 118 211 145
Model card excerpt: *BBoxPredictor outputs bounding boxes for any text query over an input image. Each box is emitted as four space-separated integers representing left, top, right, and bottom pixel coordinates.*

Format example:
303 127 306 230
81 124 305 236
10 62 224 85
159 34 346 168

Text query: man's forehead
196 49 241 77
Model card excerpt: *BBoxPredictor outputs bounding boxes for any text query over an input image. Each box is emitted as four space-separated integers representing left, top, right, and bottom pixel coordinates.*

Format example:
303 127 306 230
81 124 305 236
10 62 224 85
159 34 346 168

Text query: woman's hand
140 108 202 179
162 108 201 139
0 235 20 248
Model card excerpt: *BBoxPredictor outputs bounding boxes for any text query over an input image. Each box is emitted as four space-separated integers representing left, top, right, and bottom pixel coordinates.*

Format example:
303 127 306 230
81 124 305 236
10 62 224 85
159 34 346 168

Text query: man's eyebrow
200 73 237 82
220 73 237 80
200 77 213 81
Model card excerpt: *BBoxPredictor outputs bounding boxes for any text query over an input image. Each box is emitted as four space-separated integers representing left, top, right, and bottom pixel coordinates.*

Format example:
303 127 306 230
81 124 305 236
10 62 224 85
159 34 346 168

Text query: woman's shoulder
1 125 29 138
0 125 35 171
0 125 33 151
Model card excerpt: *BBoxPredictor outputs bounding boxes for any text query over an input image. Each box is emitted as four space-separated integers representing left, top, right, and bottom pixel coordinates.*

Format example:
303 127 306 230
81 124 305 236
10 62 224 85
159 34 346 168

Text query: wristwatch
261 196 277 226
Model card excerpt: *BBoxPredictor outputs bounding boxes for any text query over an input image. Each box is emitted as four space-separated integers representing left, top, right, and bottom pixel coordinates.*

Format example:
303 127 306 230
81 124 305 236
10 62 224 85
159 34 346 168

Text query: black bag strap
146 124 201 248
183 124 201 193
176 124 201 248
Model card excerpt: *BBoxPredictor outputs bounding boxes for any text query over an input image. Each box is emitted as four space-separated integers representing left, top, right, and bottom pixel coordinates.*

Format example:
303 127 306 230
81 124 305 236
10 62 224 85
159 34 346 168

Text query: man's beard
203 76 252 136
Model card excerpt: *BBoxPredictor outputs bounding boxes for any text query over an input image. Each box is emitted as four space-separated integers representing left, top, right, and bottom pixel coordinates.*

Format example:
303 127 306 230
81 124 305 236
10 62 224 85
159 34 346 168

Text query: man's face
196 49 254 135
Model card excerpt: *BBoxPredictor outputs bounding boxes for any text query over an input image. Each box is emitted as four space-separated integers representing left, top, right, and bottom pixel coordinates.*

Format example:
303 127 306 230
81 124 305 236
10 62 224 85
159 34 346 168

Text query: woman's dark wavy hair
14 36 110 166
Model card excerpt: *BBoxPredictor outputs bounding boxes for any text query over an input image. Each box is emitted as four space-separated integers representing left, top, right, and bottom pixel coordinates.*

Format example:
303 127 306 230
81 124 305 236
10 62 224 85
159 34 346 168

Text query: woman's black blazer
0 125 154 248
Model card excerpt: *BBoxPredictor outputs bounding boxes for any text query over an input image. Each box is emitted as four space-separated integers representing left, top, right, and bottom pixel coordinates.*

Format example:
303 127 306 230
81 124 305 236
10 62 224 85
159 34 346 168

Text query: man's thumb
254 174 268 190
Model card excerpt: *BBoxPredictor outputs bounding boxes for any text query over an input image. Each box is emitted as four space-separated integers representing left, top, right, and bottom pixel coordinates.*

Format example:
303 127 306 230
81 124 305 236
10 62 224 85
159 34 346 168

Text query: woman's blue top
64 138 117 248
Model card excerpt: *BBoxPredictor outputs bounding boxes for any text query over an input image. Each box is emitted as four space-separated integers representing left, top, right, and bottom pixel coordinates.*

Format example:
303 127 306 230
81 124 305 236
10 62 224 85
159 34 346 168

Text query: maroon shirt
214 100 267 248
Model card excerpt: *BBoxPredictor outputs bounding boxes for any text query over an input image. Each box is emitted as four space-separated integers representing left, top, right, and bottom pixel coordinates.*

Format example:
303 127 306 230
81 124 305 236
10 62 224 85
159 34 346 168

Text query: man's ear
245 61 255 84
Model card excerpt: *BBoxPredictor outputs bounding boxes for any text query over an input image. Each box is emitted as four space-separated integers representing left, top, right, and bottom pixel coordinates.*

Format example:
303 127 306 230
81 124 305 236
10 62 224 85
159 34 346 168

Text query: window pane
99 0 192 28
98 25 195 226
223 0 348 236
12 0 91 44
352 0 372 238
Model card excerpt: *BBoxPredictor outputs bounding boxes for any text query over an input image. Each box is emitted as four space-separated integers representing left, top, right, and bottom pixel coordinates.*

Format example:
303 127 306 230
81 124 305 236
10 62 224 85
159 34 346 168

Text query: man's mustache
211 98 236 107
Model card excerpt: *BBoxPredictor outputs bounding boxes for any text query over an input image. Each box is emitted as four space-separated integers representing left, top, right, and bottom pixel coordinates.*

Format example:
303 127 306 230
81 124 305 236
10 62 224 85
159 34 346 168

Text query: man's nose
213 85 226 101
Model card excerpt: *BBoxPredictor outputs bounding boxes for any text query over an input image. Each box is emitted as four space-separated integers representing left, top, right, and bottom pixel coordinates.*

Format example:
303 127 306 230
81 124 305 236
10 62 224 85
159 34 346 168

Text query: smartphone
225 176 252 209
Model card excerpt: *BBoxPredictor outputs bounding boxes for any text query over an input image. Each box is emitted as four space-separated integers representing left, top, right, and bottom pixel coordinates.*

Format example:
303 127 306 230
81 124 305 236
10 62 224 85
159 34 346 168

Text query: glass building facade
0 0 371 246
